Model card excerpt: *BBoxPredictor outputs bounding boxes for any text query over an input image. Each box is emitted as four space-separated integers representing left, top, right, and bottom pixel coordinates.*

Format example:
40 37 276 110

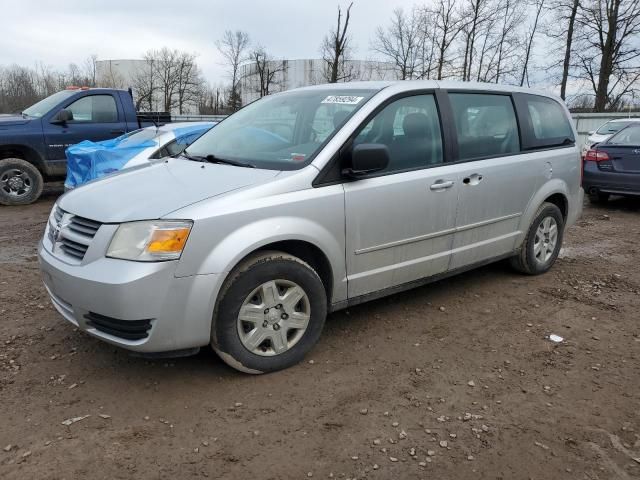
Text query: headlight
107 220 193 262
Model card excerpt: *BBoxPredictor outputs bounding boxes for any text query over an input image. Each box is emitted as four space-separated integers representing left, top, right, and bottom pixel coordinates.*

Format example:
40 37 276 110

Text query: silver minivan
39 81 583 373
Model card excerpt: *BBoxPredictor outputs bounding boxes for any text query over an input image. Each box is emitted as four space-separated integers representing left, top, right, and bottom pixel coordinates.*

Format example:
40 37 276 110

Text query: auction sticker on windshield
321 95 364 105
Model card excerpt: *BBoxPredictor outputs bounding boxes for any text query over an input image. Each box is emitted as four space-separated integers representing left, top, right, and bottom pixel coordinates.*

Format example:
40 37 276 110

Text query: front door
344 94 459 298
43 93 126 164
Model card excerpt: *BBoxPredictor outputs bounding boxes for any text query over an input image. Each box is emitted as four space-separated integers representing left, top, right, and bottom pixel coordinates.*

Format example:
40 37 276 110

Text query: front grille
60 238 89 260
49 207 102 262
85 312 153 341
68 216 101 238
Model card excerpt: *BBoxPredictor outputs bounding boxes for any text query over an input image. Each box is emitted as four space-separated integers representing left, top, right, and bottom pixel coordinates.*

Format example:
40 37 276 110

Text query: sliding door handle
430 180 455 191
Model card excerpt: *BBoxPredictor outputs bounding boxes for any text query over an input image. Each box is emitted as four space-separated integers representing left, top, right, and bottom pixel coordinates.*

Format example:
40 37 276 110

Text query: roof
291 80 563 102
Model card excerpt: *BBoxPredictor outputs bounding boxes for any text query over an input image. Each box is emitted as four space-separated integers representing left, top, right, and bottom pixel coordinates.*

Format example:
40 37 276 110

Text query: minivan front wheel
510 202 564 275
211 251 327 374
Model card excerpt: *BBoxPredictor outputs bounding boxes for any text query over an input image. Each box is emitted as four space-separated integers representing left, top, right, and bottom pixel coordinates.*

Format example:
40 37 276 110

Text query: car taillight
584 149 610 162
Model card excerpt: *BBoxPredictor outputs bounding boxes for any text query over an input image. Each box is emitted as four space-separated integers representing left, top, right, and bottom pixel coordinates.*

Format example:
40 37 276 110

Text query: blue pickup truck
0 87 160 205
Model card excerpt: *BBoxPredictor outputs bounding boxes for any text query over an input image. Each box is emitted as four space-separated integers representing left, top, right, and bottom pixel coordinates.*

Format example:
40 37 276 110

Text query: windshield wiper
181 152 255 168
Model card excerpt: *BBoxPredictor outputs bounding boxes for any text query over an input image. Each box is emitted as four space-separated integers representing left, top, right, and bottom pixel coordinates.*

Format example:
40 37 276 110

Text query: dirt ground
1 185 639 480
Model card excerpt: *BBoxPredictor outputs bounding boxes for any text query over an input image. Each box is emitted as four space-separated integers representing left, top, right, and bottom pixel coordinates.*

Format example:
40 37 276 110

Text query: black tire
588 191 610 204
0 158 44 206
211 251 327 374
510 202 564 275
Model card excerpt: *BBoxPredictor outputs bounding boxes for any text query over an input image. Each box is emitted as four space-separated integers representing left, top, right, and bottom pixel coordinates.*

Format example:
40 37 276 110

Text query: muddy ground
1 186 639 480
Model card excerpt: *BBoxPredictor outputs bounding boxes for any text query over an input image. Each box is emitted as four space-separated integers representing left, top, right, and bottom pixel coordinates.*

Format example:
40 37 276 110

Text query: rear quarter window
521 95 574 149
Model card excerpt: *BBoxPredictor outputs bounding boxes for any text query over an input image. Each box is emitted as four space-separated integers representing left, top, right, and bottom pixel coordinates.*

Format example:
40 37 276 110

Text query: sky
1 0 417 84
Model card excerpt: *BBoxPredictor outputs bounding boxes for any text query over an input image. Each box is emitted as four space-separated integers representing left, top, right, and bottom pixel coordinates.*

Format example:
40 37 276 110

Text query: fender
176 216 348 304
516 177 570 248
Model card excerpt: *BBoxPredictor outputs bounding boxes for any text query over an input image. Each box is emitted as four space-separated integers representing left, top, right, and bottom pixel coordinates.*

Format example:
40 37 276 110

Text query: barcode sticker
321 95 364 105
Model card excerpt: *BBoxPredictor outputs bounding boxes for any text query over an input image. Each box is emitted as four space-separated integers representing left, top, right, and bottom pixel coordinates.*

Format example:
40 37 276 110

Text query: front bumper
38 241 223 353
583 162 640 197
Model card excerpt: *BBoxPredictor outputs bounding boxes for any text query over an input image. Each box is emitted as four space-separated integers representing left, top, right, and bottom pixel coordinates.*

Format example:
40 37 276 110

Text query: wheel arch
0 144 46 172
517 179 571 249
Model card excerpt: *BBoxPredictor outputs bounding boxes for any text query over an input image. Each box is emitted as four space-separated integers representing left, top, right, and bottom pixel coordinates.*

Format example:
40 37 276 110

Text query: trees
321 2 355 83
460 0 491 81
371 8 423 80
216 30 251 111
575 0 640 111
247 47 285 98
519 0 546 86
130 48 202 113
428 0 466 79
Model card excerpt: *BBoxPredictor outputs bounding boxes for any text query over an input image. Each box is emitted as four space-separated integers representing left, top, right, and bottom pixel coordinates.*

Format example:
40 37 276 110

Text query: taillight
584 149 610 162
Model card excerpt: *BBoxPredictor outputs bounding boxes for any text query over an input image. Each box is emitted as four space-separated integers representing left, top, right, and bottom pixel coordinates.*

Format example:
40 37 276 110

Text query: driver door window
353 94 443 174
66 95 118 123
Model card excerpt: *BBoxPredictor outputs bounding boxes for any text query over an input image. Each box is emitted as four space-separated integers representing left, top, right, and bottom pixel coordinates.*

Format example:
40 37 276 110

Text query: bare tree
428 0 465 79
372 8 423 80
460 0 492 81
321 2 354 83
82 54 98 87
198 83 228 114
493 0 525 83
131 54 156 112
520 0 546 86
575 0 640 111
0 65 39 113
216 30 250 111
175 52 202 114
131 48 203 113
247 46 285 97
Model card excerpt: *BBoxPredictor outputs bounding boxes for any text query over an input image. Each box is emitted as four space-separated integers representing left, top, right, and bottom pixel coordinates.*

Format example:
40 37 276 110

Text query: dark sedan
583 124 640 203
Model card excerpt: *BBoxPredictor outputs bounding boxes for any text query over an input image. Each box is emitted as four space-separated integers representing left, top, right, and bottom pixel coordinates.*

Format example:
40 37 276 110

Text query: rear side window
449 93 520 161
523 95 574 147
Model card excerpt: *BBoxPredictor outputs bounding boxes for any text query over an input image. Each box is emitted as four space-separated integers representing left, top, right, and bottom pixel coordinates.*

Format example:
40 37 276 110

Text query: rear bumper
583 163 640 196
38 240 223 353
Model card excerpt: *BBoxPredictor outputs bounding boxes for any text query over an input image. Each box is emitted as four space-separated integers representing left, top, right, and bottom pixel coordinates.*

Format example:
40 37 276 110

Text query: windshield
596 120 635 135
185 89 377 170
22 90 76 118
606 124 640 146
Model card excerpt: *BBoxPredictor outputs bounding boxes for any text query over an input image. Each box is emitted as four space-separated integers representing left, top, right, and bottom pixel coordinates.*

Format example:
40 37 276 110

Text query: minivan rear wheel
510 202 564 275
211 251 327 374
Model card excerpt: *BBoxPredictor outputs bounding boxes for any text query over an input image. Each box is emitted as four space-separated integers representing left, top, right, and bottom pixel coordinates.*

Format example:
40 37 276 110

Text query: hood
58 158 281 223
0 114 32 128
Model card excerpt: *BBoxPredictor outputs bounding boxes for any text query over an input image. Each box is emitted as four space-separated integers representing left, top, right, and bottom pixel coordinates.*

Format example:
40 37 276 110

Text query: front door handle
110 129 125 135
430 180 455 191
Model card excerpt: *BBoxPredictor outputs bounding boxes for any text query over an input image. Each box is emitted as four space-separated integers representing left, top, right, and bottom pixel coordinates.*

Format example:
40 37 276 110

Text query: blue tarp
64 134 157 188
64 124 213 188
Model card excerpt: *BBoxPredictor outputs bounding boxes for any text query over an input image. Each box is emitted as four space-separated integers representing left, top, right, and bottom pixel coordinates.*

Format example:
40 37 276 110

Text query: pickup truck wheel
211 251 327 374
510 202 564 275
0 158 44 206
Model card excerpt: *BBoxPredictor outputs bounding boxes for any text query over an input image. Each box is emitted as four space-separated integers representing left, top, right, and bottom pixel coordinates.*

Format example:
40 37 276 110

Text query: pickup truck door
42 92 128 165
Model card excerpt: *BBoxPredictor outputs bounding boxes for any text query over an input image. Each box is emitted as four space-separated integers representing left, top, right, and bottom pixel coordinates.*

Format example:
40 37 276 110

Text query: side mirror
51 109 73 124
588 130 595 135
344 143 390 177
